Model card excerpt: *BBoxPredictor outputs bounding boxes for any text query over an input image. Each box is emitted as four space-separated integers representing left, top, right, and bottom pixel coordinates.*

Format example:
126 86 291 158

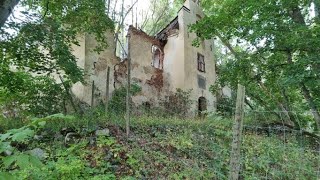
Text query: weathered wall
70 0 217 116
181 0 216 114
162 12 185 92
128 28 169 107
71 31 118 106
126 0 217 115
70 35 86 102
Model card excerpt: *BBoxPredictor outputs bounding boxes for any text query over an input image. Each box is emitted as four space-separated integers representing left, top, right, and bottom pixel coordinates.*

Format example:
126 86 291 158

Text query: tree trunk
107 0 110 14
112 0 118 21
0 0 19 28
126 33 132 138
285 4 320 129
59 75 78 114
314 0 320 19
301 83 320 130
105 66 110 113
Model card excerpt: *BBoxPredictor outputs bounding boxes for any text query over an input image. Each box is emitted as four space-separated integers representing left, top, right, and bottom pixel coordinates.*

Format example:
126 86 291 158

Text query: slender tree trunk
0 0 19 28
217 33 291 122
126 33 131 138
105 66 110 113
280 88 300 127
112 0 118 21
244 97 254 110
107 0 111 14
314 0 320 18
59 75 78 113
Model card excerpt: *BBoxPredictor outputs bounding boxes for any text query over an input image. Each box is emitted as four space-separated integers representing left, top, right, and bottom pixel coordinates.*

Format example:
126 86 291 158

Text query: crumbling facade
71 0 216 116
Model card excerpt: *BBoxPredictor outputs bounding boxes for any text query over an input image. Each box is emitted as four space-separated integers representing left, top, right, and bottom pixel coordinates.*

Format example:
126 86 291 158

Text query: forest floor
0 113 319 179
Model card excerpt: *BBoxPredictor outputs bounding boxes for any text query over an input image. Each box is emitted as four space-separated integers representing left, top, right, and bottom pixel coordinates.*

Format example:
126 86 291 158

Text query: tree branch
0 0 20 28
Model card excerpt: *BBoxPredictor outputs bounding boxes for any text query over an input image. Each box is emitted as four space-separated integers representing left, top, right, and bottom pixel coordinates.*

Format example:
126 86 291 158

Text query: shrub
108 84 141 114
0 72 65 118
160 88 193 117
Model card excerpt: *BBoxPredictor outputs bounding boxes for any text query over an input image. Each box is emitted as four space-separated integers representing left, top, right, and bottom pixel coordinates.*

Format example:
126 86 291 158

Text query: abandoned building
70 0 216 116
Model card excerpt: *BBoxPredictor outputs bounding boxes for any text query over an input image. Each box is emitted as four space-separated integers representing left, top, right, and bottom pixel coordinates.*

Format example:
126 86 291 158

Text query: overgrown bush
0 72 65 118
160 88 193 117
108 84 141 114
210 84 235 117
0 114 136 179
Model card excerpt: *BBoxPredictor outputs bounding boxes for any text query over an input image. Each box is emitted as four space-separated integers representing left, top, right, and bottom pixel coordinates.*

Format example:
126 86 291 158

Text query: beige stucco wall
129 30 169 107
162 15 185 91
71 32 118 106
181 0 216 114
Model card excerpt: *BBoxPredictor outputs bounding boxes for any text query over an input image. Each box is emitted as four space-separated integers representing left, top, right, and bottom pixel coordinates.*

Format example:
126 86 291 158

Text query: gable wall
181 0 217 114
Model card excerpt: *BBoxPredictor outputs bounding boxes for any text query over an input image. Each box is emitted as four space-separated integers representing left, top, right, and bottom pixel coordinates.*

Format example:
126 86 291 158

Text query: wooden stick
229 84 245 180
126 33 131 138
106 66 110 113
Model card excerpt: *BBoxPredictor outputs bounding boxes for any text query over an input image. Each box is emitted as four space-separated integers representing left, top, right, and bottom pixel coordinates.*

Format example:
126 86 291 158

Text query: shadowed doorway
198 97 207 118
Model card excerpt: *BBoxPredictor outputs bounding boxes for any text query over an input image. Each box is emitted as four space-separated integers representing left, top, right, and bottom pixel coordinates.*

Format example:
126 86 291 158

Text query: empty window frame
151 45 163 69
197 53 205 72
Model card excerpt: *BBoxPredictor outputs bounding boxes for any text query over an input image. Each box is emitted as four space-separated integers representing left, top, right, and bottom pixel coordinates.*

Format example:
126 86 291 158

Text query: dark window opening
143 102 151 112
197 53 205 72
198 96 207 118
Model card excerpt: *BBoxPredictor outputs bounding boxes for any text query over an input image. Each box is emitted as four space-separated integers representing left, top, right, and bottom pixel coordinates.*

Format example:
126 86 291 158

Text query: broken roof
128 25 162 48
155 6 190 40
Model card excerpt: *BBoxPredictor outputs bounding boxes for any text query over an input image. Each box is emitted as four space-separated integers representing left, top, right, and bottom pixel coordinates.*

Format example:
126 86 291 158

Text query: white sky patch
310 2 316 18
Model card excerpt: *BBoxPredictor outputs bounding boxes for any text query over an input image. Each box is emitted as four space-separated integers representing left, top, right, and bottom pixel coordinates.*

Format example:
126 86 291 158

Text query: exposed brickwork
146 69 164 92
114 60 127 88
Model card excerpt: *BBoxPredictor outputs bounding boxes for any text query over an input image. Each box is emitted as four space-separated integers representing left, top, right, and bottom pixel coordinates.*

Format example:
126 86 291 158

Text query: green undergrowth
0 112 319 179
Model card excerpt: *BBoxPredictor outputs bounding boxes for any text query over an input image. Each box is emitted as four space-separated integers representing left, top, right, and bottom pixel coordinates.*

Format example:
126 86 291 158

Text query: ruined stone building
71 0 216 115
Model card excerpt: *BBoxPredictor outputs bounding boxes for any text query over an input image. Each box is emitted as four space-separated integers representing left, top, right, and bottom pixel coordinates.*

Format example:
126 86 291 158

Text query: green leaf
16 154 30 169
0 142 13 154
0 133 11 142
38 121 46 127
29 155 43 168
11 128 34 142
0 172 15 180
2 155 16 168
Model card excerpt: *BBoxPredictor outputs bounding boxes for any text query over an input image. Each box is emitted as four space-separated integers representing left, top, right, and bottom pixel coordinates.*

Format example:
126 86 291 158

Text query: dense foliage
108 84 141 114
160 88 193 117
0 113 318 179
0 0 114 118
140 0 184 35
191 0 320 131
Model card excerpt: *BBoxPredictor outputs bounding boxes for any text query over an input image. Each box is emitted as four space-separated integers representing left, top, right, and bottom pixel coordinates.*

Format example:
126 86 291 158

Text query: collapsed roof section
128 12 181 51
155 16 179 43
128 25 163 49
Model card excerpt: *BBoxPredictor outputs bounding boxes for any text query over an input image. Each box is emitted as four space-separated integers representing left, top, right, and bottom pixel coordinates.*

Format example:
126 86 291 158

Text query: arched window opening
153 49 161 68
151 45 163 69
